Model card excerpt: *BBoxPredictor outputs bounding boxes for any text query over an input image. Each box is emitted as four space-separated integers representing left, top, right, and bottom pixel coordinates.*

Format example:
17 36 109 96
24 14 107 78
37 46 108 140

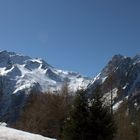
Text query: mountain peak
88 53 140 112
133 53 140 64
0 50 20 56
111 54 127 62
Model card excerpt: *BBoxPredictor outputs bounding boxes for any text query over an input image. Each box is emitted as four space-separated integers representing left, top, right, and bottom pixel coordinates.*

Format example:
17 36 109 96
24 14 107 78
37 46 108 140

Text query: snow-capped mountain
87 54 140 110
0 50 91 122
0 50 90 92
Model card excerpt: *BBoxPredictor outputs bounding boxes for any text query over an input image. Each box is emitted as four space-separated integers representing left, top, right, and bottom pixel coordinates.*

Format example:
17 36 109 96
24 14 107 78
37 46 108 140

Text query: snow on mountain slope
0 50 91 94
87 53 140 110
0 50 91 122
0 126 56 140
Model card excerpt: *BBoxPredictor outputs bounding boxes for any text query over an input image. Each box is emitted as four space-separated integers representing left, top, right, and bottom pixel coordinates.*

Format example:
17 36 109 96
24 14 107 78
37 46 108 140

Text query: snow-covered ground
0 126 56 140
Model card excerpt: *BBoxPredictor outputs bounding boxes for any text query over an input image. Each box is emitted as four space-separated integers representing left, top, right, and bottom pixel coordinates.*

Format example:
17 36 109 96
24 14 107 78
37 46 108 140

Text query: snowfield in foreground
0 126 56 140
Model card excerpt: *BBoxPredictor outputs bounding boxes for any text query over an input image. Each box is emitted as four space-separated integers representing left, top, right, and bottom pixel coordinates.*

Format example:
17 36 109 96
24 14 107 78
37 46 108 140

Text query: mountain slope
88 54 140 109
0 50 91 122
0 50 91 93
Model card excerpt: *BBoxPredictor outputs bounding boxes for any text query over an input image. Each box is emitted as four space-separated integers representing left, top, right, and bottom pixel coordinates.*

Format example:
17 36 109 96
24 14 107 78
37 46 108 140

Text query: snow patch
103 88 118 105
113 100 123 111
102 76 108 83
0 126 56 140
31 59 42 64
91 73 101 84
123 83 129 89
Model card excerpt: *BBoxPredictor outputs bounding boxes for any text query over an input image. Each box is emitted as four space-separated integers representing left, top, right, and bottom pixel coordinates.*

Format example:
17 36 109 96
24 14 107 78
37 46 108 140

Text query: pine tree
103 72 117 114
88 88 116 140
63 88 116 140
62 90 89 140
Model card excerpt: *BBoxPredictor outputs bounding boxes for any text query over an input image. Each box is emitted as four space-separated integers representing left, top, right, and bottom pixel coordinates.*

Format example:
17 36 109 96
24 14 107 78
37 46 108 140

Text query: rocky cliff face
88 54 140 110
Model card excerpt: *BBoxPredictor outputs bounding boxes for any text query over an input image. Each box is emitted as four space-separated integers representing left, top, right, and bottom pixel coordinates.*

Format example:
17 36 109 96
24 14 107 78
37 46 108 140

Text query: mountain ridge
0 50 91 92
88 53 140 110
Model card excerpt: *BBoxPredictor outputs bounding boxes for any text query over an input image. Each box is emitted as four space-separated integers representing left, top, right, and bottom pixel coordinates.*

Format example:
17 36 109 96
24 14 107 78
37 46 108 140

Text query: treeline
13 85 140 140
14 85 73 139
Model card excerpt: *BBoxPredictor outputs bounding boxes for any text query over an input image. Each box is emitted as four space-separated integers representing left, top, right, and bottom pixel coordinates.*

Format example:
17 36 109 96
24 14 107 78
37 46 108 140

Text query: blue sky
0 0 140 77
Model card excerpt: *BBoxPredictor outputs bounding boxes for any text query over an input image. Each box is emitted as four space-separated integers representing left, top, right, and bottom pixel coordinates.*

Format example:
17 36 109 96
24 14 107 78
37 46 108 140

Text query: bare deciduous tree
14 85 73 139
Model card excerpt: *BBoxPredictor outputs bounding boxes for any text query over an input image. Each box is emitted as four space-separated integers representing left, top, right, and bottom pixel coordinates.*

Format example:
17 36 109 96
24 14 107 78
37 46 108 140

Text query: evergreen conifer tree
88 87 116 140
63 88 116 140
62 90 89 140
